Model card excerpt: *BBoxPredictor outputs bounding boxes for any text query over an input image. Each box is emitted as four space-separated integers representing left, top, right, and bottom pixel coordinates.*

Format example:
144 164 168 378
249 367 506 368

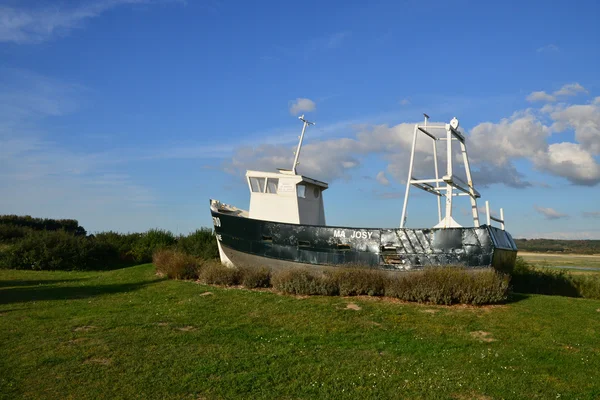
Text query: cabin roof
245 169 329 190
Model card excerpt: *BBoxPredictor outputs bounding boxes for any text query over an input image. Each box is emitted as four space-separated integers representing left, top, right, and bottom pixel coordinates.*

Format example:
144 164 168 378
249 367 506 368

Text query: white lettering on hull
334 230 373 240
350 231 373 239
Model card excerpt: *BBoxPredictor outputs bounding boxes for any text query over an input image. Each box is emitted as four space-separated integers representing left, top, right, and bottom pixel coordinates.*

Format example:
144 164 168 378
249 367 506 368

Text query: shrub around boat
152 248 511 305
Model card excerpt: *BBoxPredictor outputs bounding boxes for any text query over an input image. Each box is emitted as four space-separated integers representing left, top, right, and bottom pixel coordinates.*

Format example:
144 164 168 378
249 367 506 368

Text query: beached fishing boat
210 114 517 272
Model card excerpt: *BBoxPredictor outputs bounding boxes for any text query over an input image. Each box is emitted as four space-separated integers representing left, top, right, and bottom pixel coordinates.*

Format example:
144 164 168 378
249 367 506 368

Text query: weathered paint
210 205 518 272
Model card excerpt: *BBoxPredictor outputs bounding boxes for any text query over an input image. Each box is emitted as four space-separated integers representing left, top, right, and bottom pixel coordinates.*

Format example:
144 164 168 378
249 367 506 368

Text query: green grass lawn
1 264 600 399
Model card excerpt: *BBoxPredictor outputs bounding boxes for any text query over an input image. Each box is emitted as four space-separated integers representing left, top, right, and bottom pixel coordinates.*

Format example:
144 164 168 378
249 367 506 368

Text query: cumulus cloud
227 88 600 189
534 205 568 220
554 83 587 97
289 98 316 115
536 142 600 185
376 171 389 186
468 111 549 167
582 211 600 219
467 103 600 186
471 163 531 188
527 91 556 103
550 101 600 154
527 83 588 103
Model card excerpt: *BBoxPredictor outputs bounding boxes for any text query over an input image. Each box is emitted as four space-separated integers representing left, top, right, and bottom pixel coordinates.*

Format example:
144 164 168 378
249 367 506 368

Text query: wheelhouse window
249 177 266 193
266 178 279 194
297 184 306 198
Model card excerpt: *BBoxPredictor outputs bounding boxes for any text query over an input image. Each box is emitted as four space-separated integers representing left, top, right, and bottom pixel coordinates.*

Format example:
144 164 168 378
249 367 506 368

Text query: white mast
400 115 483 229
292 114 315 175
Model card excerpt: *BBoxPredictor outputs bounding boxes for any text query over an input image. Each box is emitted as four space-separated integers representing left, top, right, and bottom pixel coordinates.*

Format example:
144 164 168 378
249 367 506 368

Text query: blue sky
1 0 600 238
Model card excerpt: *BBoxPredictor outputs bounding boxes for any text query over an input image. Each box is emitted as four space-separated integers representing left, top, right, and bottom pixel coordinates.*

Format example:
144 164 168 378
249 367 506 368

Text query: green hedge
0 215 86 236
0 230 118 271
0 215 218 271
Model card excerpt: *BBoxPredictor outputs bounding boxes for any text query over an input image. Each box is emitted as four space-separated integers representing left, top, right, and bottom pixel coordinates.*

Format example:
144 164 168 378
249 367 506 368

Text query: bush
272 268 339 296
574 274 600 299
153 249 200 280
511 257 579 296
199 261 242 286
511 257 600 299
130 229 176 263
0 230 117 270
239 265 272 288
0 224 32 243
93 231 141 263
153 256 510 305
0 215 86 236
176 229 218 259
385 267 510 305
329 268 386 296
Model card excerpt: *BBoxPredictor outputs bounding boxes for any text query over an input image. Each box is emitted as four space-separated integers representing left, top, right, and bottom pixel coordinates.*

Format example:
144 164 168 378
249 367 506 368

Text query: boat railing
485 200 505 231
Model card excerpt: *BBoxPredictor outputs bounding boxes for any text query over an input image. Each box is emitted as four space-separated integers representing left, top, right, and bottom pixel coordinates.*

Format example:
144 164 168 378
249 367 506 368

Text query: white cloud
376 171 389 186
526 83 587 103
468 111 550 167
534 205 568 220
466 104 600 186
527 91 556 103
289 98 316 115
226 97 600 189
0 68 84 122
536 142 600 185
0 1 181 44
550 101 600 154
537 44 559 53
471 163 531 188
582 211 600 219
554 83 587 97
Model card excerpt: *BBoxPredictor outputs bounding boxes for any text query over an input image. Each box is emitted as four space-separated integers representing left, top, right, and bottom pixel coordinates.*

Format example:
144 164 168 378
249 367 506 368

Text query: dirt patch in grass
199 292 213 296
562 345 579 353
84 358 111 366
470 331 496 342
156 322 169 327
345 303 361 310
73 325 96 332
175 326 196 332
421 309 439 314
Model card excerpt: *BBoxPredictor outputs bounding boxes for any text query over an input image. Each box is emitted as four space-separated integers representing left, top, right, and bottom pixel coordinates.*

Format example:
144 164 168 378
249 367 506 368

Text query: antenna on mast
292 114 315 175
